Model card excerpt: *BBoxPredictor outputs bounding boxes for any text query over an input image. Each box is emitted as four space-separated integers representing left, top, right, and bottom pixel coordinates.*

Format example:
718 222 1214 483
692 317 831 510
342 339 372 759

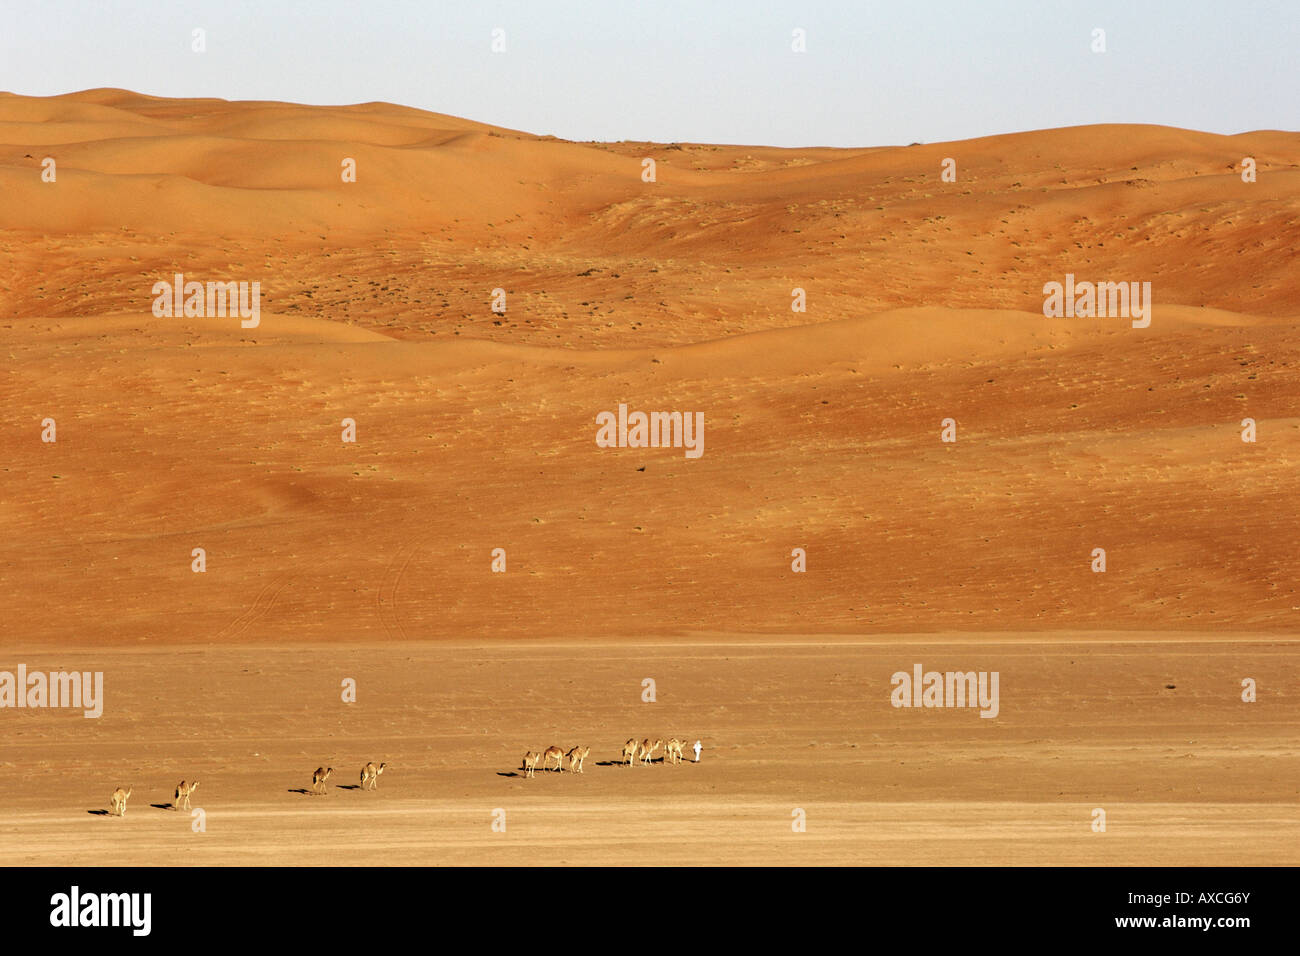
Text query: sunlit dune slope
1 90 1297 642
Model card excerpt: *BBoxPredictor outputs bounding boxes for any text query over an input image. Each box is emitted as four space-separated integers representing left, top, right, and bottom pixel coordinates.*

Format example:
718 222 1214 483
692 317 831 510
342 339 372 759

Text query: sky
2 0 1297 147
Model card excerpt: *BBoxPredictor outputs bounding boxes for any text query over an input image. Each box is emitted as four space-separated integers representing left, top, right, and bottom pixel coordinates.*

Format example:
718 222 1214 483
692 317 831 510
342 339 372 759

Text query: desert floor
2 638 1296 866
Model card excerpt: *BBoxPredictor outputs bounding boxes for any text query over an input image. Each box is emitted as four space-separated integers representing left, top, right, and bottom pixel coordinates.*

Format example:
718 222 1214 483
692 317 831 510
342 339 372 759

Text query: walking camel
311 766 334 795
109 786 132 817
174 780 198 810
621 738 640 766
542 745 565 773
566 745 590 774
638 739 663 766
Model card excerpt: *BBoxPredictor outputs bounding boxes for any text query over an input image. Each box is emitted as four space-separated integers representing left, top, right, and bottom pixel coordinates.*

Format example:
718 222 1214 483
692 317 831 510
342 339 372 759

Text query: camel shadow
287 788 312 795
87 809 112 816
498 771 522 778
337 784 361 790
151 803 176 811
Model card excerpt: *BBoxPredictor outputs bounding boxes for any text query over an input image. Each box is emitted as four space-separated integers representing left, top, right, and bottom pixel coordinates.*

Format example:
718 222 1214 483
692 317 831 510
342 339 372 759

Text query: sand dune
2 91 1298 643
3 90 1297 643
3 91 1297 321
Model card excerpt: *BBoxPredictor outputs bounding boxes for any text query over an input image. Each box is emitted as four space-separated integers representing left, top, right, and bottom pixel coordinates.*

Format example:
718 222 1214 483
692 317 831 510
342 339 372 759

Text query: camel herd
309 761 387 794
106 780 198 817
522 745 589 777
524 737 691 777
105 763 387 815
105 740 694 813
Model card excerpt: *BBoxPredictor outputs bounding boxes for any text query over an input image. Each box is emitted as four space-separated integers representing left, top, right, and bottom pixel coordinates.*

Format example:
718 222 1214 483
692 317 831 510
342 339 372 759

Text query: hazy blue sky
3 1 1296 146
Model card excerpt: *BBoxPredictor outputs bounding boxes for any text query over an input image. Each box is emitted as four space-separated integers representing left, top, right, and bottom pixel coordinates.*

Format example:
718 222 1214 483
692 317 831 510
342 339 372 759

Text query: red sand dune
2 90 1298 641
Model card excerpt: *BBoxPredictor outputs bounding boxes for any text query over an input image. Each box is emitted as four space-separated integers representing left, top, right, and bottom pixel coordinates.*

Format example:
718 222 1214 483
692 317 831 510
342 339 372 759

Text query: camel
174 780 198 810
109 786 132 817
621 738 640 766
360 762 386 791
522 751 540 778
542 745 565 773
639 738 663 766
664 739 684 765
311 766 333 794
566 745 590 774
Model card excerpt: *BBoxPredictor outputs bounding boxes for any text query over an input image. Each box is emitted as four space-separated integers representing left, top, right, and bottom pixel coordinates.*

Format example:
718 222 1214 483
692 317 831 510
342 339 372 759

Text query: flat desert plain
1 91 1298 865
2 638 1298 866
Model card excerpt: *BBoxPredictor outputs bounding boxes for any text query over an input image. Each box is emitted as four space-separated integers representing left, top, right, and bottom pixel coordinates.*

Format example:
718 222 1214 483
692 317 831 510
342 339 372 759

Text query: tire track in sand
213 572 292 640
377 541 420 641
